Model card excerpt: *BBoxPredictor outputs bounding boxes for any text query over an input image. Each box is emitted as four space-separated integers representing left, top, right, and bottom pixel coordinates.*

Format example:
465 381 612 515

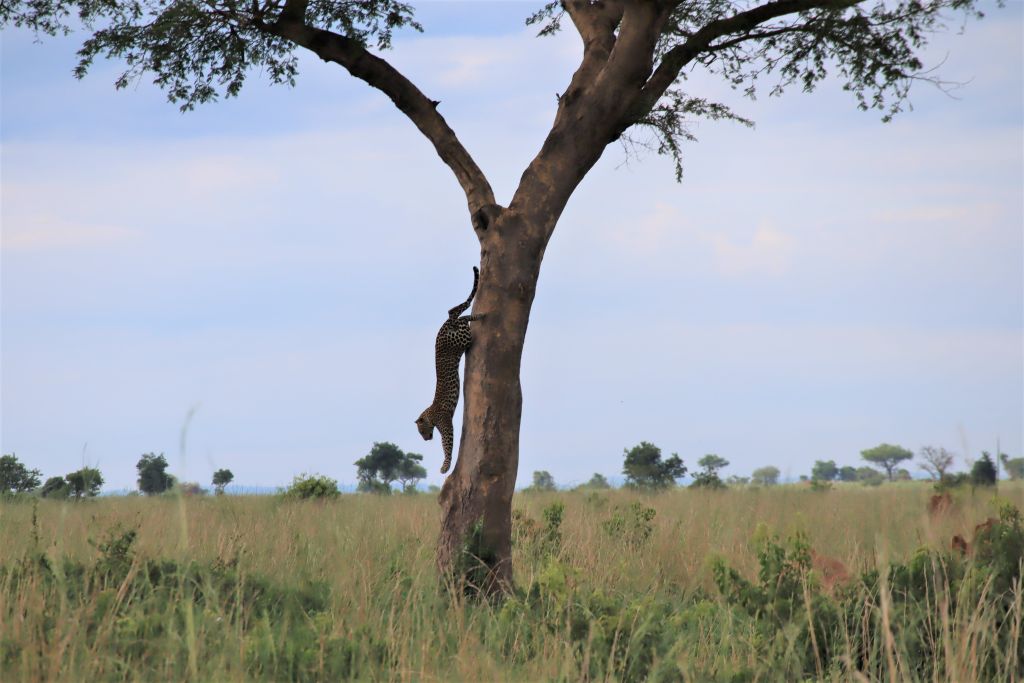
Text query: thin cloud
2 214 140 251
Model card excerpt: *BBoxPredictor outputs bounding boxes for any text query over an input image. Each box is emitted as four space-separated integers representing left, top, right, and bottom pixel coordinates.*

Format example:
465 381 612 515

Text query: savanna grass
1 482 1021 681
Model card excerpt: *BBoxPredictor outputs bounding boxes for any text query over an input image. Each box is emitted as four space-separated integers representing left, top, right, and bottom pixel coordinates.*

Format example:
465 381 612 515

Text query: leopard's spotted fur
416 267 481 473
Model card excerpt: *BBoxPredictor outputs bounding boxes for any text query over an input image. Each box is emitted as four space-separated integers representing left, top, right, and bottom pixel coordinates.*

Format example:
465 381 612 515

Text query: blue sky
2 1 1021 491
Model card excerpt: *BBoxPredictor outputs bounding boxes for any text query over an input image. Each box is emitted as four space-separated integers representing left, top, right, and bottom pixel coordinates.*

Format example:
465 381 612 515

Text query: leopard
415 266 482 474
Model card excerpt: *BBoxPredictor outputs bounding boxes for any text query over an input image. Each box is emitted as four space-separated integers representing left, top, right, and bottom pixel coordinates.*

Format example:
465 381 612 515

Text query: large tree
3 0 993 590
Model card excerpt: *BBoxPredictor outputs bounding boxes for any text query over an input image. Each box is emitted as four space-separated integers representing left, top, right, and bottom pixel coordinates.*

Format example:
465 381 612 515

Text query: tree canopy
529 471 558 492
691 453 729 489
355 442 424 493
65 467 103 498
1 0 993 191
623 442 687 490
750 465 780 486
137 453 174 495
212 468 234 495
860 443 914 481
918 446 955 481
40 476 69 499
971 452 998 487
1001 454 1024 481
581 473 612 490
811 460 839 482
0 454 42 494
396 453 427 493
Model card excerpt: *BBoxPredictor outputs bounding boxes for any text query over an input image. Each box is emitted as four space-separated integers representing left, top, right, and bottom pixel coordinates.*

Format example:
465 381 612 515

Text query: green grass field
1 483 1022 681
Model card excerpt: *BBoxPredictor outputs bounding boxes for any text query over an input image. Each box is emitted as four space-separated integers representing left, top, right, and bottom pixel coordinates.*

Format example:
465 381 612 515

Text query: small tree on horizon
691 454 728 489
837 466 859 482
40 476 69 499
856 466 886 487
137 453 174 495
397 453 427 493
811 460 839 482
355 442 425 494
1001 453 1024 481
65 467 103 498
750 466 780 487
971 452 998 488
919 446 955 481
528 471 557 492
212 468 234 495
0 453 42 494
622 442 686 491
860 444 913 482
582 473 611 490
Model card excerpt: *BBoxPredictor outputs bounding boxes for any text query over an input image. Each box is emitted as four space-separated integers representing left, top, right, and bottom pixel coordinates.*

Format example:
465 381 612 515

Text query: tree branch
628 0 860 123
265 4 499 234
564 0 622 60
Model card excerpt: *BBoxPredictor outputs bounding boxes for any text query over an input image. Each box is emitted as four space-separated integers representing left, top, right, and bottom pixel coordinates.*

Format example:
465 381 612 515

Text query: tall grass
1 483 1020 681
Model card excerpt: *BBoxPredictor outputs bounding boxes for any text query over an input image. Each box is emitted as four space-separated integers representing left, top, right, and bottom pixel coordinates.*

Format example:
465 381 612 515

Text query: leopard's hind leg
438 417 454 473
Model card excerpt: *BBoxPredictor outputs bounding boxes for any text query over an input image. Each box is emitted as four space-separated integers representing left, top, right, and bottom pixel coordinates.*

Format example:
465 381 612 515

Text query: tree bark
436 209 546 592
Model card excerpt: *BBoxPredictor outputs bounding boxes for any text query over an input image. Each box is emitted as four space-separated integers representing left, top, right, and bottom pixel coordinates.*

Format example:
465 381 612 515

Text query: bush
710 503 1024 680
281 473 340 500
175 482 206 496
602 502 656 548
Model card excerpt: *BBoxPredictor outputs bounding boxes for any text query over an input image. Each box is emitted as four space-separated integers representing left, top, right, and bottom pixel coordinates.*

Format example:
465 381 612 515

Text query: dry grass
0 482 1020 681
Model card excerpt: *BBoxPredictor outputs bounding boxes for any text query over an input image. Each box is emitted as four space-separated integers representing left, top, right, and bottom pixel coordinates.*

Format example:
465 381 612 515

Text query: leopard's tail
448 266 479 319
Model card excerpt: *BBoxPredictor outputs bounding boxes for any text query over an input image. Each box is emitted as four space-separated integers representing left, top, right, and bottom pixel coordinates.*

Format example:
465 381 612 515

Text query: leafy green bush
710 503 1024 681
281 473 340 500
512 501 565 563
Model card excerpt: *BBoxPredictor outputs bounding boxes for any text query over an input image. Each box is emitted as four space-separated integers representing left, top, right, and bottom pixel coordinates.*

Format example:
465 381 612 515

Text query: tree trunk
433 3 666 594
437 209 548 592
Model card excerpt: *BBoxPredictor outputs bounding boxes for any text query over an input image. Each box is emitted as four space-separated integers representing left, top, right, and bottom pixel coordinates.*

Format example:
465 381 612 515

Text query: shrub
282 473 340 500
175 482 206 496
511 502 565 563
602 502 656 548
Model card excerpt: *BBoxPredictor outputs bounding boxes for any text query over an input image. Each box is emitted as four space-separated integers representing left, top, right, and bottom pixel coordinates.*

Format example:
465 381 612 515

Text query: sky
1 1 1021 492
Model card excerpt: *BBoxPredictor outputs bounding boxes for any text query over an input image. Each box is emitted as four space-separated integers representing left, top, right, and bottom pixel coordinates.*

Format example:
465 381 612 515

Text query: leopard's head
415 410 434 441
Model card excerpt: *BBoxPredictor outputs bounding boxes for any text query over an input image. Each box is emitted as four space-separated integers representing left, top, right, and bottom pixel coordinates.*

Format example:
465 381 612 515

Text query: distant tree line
0 452 234 499
3 437 1018 501
520 440 1018 493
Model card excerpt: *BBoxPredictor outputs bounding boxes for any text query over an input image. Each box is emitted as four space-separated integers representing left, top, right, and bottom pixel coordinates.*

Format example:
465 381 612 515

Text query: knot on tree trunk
471 203 504 233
